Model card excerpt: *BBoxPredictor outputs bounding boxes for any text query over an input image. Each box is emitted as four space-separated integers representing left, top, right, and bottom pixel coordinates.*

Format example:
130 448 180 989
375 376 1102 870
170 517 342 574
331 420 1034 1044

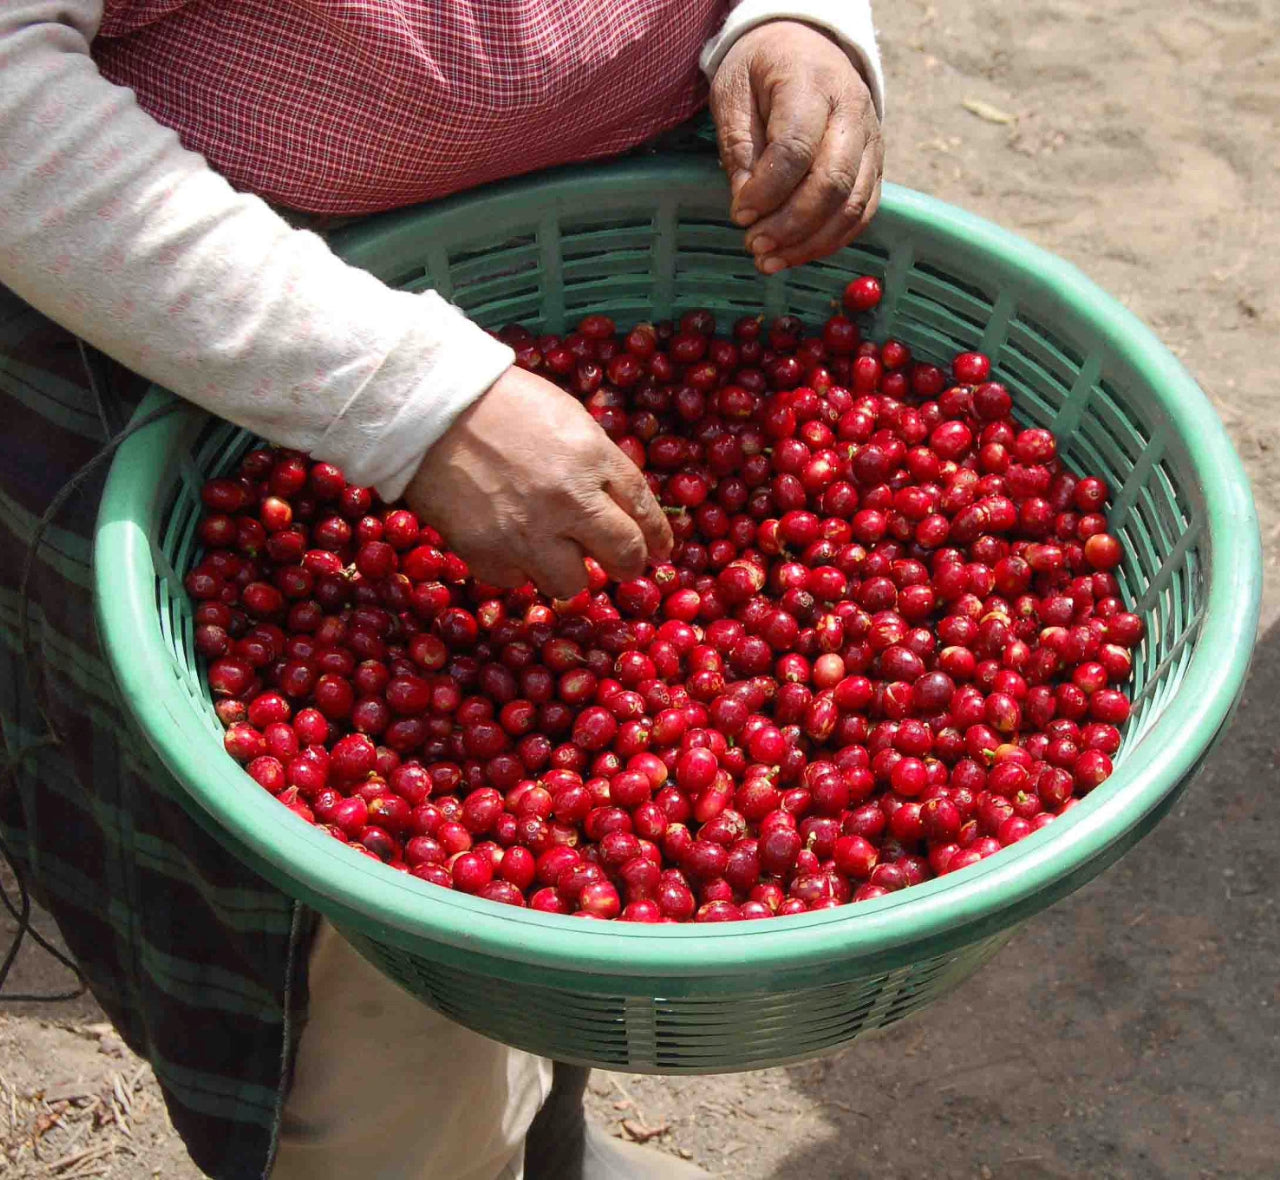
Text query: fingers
529 537 590 601
744 102 872 270
460 533 589 601
755 145 883 272
538 443 672 591
559 441 673 586
464 558 526 591
568 498 649 584
604 449 674 561
731 77 829 227
710 59 767 217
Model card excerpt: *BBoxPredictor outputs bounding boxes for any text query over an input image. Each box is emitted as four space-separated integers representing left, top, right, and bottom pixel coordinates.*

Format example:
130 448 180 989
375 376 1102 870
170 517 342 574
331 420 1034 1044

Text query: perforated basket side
339 924 1013 1073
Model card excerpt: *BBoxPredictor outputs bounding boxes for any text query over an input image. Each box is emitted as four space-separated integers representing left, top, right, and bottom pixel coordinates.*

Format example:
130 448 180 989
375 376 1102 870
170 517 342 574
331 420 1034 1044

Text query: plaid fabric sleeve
0 283 310 1180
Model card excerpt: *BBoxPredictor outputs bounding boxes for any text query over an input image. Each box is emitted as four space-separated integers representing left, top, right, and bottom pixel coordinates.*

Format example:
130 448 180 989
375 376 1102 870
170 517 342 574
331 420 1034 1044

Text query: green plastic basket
94 157 1261 1073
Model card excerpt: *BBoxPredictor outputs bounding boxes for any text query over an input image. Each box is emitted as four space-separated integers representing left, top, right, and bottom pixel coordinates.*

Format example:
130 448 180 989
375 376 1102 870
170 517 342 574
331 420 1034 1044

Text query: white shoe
580 1123 708 1179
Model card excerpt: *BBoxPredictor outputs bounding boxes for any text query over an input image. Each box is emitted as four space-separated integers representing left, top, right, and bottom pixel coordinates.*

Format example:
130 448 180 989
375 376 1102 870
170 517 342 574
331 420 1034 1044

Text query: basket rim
94 158 1262 980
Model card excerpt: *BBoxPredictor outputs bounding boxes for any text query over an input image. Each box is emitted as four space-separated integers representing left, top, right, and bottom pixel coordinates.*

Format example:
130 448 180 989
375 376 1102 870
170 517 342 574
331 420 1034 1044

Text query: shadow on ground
765 618 1280 1180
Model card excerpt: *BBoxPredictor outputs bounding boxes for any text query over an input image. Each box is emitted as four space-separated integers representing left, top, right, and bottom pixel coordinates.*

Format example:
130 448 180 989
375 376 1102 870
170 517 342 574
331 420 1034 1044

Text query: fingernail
759 256 785 275
730 170 750 198
733 207 758 227
750 235 776 257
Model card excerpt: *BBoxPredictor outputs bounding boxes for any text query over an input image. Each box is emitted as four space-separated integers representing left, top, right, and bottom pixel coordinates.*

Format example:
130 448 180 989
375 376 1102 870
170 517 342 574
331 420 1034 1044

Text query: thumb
711 57 766 223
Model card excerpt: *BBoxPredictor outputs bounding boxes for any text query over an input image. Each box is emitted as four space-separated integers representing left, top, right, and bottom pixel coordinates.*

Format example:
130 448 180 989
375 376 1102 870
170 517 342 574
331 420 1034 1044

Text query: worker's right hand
710 19 883 273
403 366 672 599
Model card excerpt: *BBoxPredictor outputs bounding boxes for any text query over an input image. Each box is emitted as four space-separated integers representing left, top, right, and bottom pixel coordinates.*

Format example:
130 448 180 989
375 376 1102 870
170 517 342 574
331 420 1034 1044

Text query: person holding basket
0 2 883 1177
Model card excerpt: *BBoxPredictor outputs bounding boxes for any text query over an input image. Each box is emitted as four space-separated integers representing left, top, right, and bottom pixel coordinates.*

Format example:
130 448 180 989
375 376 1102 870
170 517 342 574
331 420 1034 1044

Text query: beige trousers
271 921 553 1180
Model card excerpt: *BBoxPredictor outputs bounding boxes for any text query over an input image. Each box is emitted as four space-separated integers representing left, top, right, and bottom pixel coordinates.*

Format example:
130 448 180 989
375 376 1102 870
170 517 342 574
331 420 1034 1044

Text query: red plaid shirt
94 1 729 215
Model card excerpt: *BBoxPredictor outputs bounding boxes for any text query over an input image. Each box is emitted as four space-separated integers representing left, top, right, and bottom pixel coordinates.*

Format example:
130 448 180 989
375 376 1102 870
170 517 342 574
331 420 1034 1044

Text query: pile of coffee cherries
191 275 1142 922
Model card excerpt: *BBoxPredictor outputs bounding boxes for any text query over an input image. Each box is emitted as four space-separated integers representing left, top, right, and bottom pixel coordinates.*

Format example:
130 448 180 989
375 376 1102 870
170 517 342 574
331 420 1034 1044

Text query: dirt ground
4 1 1280 1177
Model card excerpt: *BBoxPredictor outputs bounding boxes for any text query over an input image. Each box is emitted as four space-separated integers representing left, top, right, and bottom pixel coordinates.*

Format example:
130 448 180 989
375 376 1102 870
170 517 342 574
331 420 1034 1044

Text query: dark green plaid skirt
0 287 309 1179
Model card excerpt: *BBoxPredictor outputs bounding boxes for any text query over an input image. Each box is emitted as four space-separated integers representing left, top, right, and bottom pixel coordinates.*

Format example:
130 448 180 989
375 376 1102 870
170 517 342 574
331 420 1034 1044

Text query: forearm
0 1 511 500
701 0 886 119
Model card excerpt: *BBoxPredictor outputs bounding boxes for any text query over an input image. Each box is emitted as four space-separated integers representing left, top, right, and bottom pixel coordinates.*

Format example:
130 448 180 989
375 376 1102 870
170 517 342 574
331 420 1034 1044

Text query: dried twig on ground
48 1141 113 1173
621 1118 670 1143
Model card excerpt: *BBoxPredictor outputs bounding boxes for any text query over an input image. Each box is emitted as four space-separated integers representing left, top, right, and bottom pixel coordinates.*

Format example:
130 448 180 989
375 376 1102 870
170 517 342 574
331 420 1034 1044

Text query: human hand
710 19 884 273
404 366 672 599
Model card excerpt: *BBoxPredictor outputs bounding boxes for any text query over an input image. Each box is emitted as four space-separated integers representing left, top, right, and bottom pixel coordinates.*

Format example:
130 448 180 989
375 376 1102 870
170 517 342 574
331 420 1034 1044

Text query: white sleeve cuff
700 0 885 122
311 292 515 504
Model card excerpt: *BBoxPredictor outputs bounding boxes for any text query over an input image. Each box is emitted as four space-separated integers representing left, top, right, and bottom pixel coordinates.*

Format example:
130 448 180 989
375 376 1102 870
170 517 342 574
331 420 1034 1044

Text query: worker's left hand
710 19 883 273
